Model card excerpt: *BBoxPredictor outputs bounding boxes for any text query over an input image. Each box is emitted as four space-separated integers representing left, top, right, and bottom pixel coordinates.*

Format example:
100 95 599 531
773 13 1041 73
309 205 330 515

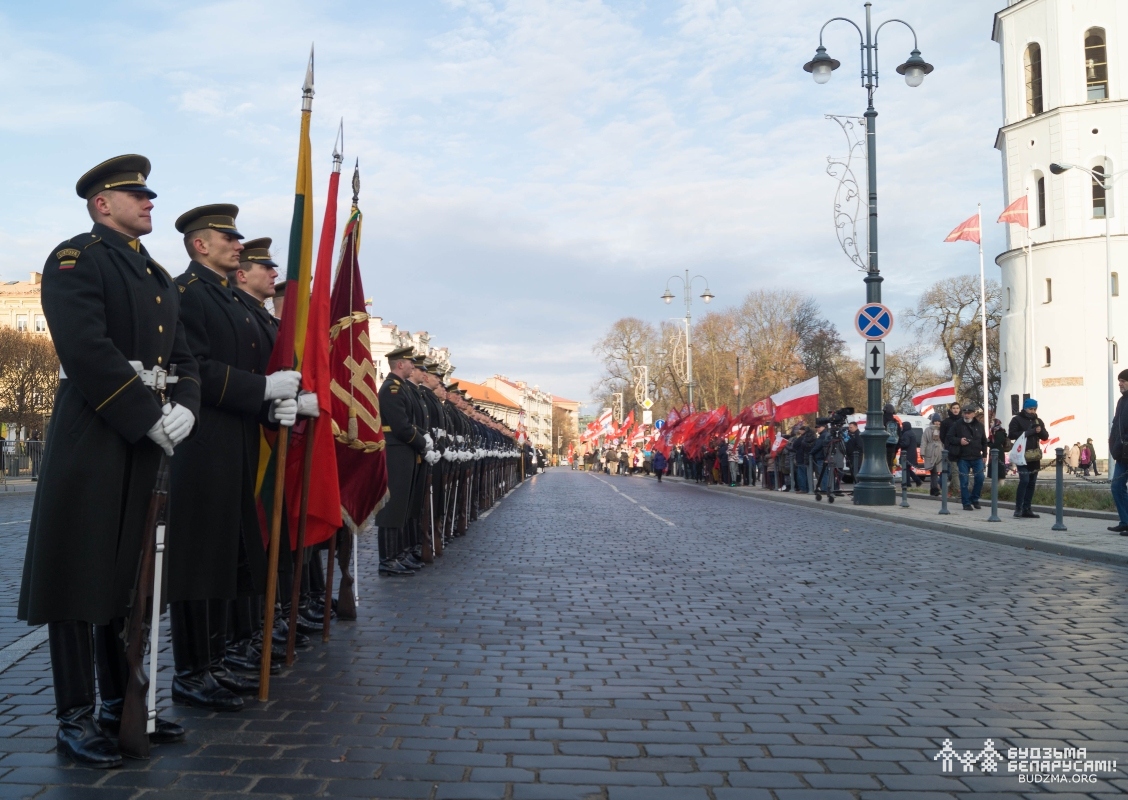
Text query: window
1045 346 1052 366
1115 342 1120 363
1003 352 1008 372
15 315 27 332
1025 43 1044 115
1006 287 1012 310
1114 272 1120 296
1045 278 1053 303
33 315 45 333
1036 176 1047 227
1093 165 1107 218
1011 394 1020 416
1085 28 1109 100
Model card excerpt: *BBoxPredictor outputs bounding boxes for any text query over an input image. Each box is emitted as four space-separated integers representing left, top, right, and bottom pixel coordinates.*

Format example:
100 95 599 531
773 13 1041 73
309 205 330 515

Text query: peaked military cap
76 154 157 200
240 237 278 268
426 360 445 376
410 353 430 365
272 280 287 296
175 204 244 238
386 346 414 362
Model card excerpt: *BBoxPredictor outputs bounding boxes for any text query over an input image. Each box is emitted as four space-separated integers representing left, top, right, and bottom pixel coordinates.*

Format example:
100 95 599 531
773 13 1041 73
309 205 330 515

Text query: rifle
119 365 176 760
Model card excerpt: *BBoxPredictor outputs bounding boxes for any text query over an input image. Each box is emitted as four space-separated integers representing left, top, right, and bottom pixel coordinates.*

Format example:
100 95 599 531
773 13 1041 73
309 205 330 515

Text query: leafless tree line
0 329 60 436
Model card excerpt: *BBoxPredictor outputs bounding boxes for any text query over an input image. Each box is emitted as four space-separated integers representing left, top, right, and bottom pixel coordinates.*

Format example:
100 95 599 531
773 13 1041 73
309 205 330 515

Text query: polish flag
912 379 957 411
771 377 819 422
944 213 980 245
997 196 1029 228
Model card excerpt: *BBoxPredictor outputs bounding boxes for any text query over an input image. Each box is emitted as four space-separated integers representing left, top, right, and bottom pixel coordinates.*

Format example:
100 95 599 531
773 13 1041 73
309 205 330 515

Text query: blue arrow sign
654 419 665 429
855 303 894 340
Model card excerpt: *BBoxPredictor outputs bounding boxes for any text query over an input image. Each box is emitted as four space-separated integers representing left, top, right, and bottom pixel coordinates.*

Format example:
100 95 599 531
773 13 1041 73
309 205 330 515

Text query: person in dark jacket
897 421 923 487
883 404 899 471
938 401 962 498
945 405 987 510
653 450 668 481
1109 370 1128 533
1007 398 1049 518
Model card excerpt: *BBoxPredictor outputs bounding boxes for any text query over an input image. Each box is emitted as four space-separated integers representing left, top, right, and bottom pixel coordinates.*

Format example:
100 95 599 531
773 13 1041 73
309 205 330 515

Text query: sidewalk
700 480 1128 569
0 478 37 495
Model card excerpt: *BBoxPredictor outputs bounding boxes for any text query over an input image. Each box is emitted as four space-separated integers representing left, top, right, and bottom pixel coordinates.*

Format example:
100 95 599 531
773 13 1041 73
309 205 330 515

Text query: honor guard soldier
18 155 201 767
166 206 304 710
374 347 428 575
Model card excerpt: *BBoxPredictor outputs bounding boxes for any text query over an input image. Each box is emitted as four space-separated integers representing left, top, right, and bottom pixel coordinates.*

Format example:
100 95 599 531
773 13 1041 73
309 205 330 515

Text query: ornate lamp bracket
826 114 868 271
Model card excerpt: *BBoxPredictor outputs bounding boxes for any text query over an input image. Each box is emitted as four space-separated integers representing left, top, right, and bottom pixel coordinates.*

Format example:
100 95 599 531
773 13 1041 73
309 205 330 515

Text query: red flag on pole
330 163 389 530
997 196 1029 228
944 213 981 245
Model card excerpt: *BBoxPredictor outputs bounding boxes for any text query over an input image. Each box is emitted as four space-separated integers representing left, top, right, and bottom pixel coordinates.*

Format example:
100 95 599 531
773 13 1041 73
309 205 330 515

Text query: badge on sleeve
55 248 81 269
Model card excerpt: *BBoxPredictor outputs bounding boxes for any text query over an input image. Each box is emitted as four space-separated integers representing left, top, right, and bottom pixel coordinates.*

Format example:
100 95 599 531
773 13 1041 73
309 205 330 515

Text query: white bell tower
993 0 1127 459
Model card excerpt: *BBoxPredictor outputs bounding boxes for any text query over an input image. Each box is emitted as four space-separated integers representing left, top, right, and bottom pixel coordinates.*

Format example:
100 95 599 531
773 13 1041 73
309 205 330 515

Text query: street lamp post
803 1 933 506
662 269 714 409
1049 161 1125 441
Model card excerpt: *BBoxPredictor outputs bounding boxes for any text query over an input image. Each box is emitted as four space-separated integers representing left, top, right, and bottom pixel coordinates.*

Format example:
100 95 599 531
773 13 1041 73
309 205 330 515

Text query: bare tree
551 405 578 454
883 339 946 413
0 329 60 436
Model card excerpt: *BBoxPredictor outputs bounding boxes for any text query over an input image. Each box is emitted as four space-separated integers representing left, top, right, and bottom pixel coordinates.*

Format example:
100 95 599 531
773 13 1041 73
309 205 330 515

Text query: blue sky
0 1 1006 402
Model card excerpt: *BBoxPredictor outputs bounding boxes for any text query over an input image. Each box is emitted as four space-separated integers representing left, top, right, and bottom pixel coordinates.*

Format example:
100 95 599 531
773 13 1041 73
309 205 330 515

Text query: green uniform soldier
18 155 202 768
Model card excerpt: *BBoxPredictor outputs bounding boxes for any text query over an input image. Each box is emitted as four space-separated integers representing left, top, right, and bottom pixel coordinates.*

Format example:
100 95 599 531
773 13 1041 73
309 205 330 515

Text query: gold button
245 317 250 323
156 296 161 304
157 357 163 364
252 342 257 348
158 325 164 333
146 268 152 274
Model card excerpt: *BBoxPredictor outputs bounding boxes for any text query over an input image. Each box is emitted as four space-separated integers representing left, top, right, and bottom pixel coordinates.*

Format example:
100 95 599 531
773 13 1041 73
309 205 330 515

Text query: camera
815 408 854 428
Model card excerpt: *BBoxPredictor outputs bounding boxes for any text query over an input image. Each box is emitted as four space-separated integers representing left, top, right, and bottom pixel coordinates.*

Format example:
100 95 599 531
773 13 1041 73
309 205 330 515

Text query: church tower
993 0 1126 457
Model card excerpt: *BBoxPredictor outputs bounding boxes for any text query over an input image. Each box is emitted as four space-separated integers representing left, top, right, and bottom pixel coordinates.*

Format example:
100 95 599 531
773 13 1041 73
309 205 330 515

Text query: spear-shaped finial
332 118 343 174
351 158 360 205
301 44 315 111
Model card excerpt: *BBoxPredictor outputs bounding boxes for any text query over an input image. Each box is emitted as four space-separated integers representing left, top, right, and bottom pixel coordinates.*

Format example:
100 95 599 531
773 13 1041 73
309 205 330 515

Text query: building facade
367 316 455 384
0 273 47 337
994 0 1126 456
482 376 554 449
453 380 522 428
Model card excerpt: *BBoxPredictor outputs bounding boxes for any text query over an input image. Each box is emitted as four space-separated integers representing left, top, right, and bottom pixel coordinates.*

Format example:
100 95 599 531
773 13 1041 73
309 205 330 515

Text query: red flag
944 213 981 245
330 168 389 531
997 196 1029 228
284 161 344 548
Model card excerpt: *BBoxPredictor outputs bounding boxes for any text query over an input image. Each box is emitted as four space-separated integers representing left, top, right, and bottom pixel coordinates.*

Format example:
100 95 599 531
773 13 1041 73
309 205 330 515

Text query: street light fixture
805 1 932 507
661 269 713 409
1049 161 1125 438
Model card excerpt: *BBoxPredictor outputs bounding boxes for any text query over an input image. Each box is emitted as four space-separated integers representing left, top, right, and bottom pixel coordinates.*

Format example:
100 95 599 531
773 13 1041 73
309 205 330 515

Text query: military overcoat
167 264 272 602
373 373 425 529
18 224 201 625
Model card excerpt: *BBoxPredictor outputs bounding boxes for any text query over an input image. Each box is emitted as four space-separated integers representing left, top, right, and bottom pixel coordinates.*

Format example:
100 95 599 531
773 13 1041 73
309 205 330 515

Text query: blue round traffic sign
654 419 665 430
855 303 894 340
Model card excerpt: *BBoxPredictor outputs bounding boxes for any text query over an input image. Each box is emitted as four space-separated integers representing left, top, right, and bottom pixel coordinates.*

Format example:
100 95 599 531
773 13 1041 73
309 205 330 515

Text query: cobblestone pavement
1 469 1127 799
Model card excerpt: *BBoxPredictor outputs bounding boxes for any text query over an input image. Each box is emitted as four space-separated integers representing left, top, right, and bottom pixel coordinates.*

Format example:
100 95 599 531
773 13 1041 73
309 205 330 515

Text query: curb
701 483 1128 570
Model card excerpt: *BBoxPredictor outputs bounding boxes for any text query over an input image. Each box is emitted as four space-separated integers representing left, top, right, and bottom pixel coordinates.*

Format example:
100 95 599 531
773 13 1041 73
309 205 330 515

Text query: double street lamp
661 269 714 409
803 1 933 506
1050 161 1125 440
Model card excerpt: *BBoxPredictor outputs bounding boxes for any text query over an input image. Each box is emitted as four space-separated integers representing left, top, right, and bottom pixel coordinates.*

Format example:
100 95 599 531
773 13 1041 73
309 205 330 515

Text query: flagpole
258 430 286 700
286 415 317 665
978 203 989 417
1026 213 1036 399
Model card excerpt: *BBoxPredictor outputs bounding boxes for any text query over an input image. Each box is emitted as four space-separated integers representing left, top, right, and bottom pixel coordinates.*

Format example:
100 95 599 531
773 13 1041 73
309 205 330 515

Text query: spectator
652 450 667 482
809 420 831 493
1067 442 1081 476
883 404 899 471
727 440 740 487
939 401 962 498
1082 438 1099 476
921 413 944 496
1007 398 1049 519
945 405 988 510
897 420 923 487
1108 370 1128 533
843 421 862 478
988 418 1009 478
795 425 815 493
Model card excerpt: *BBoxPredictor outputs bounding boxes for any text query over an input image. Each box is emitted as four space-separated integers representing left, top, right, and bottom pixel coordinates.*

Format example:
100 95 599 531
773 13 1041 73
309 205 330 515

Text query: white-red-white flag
771 376 819 422
912 379 957 411
997 196 1029 228
944 213 981 245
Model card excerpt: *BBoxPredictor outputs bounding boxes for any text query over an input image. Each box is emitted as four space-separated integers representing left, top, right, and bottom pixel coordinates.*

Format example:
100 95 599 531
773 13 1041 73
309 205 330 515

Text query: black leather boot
207 599 258 695
48 621 122 768
93 620 184 746
169 600 243 711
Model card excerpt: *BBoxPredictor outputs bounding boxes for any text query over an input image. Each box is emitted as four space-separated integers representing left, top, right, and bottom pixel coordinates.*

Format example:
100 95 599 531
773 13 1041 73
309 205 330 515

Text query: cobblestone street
1 468 1127 799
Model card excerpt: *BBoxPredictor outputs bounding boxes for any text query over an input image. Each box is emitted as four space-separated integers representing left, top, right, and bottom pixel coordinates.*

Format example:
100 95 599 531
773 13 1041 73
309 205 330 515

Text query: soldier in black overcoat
166 206 302 710
374 346 427 575
18 155 202 767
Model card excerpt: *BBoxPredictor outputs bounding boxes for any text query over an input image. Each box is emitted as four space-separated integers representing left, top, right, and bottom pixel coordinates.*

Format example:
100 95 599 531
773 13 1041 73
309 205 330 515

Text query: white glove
161 403 195 446
270 397 298 427
147 416 175 456
264 371 302 401
443 450 455 462
297 391 320 418
423 433 434 450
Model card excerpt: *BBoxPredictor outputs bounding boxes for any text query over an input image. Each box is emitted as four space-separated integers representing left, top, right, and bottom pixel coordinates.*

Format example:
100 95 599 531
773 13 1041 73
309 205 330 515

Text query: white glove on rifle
147 417 175 456
423 433 434 450
270 397 298 427
296 391 320 418
161 403 194 446
443 450 454 462
264 371 302 401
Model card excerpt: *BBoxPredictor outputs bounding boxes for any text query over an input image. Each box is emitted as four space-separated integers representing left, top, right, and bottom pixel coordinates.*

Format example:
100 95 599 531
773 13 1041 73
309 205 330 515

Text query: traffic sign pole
854 301 896 506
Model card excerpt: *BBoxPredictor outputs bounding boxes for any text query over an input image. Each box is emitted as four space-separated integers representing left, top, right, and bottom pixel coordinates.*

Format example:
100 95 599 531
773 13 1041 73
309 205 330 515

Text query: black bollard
808 454 815 496
1053 446 1067 531
939 450 950 515
987 448 1001 522
900 455 910 508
